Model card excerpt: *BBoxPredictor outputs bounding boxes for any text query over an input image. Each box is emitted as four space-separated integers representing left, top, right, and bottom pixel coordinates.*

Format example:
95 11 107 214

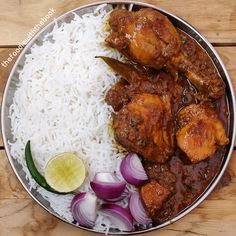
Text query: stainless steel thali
1 1 235 234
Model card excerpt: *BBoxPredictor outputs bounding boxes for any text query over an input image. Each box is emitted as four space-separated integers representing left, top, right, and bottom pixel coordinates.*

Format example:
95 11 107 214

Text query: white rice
9 5 133 231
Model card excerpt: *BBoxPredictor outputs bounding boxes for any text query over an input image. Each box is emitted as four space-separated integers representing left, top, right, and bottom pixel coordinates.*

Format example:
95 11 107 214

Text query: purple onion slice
90 172 126 201
71 192 97 228
100 203 133 231
129 191 152 225
120 153 148 186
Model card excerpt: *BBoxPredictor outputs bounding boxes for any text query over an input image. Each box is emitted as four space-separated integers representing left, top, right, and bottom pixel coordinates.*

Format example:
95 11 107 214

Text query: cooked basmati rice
9 5 133 232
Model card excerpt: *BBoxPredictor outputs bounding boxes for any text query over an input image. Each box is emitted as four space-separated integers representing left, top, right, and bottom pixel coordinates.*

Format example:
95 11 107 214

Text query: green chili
25 140 75 195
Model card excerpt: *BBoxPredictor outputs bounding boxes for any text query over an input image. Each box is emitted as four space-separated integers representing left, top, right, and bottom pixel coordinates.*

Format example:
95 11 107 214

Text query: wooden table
0 0 235 235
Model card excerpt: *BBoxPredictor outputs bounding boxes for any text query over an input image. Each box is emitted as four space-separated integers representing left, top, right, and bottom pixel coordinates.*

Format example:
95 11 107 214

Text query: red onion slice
105 187 129 202
120 153 148 185
129 192 152 225
100 203 133 231
90 172 126 201
71 192 97 228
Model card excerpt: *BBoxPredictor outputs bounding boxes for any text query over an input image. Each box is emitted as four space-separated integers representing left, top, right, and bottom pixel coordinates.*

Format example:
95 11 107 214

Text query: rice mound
9 5 130 231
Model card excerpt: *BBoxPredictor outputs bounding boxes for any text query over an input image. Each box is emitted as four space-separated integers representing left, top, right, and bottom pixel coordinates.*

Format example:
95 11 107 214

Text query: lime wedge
45 152 86 193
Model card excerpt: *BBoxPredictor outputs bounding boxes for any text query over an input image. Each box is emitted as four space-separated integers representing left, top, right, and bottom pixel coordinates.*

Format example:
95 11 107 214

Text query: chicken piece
113 93 174 163
176 104 229 163
102 57 194 113
107 9 225 100
106 8 181 69
170 30 225 99
105 79 130 111
143 161 176 193
140 180 170 218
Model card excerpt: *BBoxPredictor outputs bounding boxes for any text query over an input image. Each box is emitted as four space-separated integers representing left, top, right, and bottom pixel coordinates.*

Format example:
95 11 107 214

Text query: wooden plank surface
0 0 236 235
0 150 235 236
0 0 235 46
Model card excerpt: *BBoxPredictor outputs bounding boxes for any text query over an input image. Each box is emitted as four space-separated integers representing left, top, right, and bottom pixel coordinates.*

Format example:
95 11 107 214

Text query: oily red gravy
142 93 229 224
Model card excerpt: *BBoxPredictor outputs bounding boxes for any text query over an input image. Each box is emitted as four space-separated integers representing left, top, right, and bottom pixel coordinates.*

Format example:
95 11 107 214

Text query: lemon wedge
45 152 86 193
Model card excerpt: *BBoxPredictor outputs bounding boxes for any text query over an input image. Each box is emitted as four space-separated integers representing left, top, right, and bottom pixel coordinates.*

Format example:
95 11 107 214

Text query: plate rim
1 0 236 235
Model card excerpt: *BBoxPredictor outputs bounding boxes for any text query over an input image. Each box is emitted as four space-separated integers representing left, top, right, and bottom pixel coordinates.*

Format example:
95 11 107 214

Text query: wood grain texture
0 149 235 235
216 47 236 92
0 1 236 234
0 151 29 199
0 0 235 45
0 48 18 108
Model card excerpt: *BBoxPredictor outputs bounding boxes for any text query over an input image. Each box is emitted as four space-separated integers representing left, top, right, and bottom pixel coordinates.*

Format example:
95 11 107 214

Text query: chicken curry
103 8 229 224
